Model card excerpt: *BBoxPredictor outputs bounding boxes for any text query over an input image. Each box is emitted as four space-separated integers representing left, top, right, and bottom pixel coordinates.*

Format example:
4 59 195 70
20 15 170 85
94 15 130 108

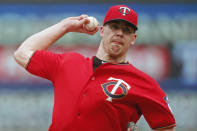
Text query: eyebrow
110 23 134 32
110 22 132 28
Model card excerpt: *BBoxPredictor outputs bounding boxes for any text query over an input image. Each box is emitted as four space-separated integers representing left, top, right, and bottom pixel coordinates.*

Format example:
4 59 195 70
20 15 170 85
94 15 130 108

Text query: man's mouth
111 40 123 45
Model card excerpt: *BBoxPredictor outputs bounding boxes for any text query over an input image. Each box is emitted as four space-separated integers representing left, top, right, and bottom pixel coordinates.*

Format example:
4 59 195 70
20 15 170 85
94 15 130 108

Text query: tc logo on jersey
101 77 131 102
119 7 131 16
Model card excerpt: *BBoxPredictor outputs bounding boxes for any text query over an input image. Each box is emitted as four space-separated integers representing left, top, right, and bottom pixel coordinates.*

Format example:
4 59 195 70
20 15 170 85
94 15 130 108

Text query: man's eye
109 24 133 34
111 24 119 30
123 27 132 34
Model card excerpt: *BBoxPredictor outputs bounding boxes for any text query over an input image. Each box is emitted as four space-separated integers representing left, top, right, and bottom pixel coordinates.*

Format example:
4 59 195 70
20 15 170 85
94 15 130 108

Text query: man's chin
104 44 124 58
110 44 122 53
108 50 123 58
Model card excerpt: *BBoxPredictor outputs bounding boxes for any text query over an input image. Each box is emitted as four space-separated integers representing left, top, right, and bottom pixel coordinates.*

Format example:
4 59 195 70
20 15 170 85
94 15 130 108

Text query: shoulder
31 50 91 66
60 52 90 63
32 50 87 61
128 64 165 95
56 52 92 70
129 64 157 84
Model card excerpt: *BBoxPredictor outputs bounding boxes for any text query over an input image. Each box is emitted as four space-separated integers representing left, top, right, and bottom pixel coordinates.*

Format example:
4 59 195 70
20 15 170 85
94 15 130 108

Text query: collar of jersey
93 56 130 65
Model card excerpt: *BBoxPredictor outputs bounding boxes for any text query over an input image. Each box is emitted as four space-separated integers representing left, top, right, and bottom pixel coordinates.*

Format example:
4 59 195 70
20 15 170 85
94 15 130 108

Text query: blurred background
0 0 197 131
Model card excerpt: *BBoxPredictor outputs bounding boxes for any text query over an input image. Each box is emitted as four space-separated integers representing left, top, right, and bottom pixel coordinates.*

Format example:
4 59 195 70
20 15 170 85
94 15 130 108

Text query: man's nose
115 28 124 37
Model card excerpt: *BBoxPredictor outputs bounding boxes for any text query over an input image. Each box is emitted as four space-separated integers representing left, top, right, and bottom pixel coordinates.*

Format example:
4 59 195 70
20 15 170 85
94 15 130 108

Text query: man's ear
131 34 137 45
100 26 104 37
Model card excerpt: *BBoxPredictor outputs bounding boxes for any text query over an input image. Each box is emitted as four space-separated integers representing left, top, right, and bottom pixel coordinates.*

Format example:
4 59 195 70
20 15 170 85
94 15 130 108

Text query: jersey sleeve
137 81 176 130
26 50 62 81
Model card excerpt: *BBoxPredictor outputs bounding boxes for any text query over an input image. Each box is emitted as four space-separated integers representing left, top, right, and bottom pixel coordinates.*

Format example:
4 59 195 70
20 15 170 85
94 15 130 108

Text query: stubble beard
106 43 124 59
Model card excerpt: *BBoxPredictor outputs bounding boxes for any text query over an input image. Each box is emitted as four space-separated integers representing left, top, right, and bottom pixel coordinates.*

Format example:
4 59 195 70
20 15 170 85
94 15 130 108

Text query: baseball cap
103 5 138 30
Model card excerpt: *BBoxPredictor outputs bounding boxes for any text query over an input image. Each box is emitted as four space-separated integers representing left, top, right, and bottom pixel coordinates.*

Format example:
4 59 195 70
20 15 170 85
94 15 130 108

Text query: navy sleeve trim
153 124 176 130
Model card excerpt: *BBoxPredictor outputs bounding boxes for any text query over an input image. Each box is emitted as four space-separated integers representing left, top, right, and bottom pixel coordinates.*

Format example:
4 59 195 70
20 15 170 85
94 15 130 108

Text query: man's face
100 21 137 58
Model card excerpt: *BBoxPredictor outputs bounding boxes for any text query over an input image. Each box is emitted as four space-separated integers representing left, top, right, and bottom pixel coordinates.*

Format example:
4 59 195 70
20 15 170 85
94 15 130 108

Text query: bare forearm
23 22 67 50
13 20 68 68
14 15 98 68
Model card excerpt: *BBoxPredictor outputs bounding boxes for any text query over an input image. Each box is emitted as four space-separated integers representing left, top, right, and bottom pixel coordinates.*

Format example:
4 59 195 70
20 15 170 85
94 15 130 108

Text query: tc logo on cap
119 7 131 16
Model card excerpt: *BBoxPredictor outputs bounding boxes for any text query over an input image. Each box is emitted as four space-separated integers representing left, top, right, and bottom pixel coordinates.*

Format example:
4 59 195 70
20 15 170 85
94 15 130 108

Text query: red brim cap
103 5 138 30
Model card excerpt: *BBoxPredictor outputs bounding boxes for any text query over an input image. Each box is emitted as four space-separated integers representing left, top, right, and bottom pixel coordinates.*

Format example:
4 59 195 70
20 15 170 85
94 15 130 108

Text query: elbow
13 48 32 68
13 49 24 67
13 49 21 64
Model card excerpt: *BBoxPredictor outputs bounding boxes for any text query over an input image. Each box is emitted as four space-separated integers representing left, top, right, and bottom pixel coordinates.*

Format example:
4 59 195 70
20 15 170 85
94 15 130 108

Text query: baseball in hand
84 16 100 31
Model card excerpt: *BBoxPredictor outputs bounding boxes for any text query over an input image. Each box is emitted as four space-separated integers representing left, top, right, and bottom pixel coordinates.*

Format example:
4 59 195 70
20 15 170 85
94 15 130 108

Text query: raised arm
14 15 98 68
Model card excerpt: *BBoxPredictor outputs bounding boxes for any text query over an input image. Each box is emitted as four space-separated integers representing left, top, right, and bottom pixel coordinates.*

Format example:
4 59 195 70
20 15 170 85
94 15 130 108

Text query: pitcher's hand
62 14 99 35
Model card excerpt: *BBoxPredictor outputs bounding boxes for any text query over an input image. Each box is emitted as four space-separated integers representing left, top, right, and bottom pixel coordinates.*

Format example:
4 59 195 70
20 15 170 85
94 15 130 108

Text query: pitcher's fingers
86 27 99 35
69 15 84 20
80 17 90 26
80 14 89 19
